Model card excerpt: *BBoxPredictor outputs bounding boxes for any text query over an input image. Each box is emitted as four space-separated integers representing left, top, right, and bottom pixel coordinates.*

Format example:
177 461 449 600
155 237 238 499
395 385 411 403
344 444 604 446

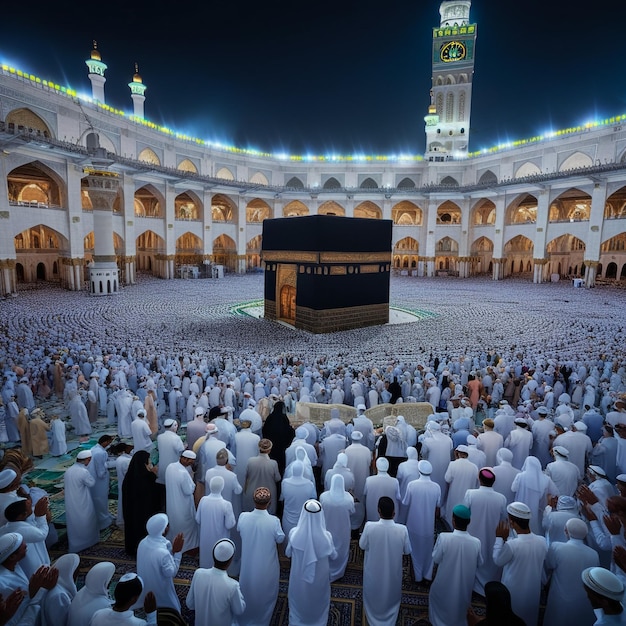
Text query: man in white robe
280 461 317 537
491 447 520 504
165 450 199 553
403 460 440 582
444 445 478 525
493 501 548 626
136 513 184 612
63 450 100 553
554 421 593 476
359 496 411 626
419 421 452 496
68 391 91 441
429 504 482 626
364 457 401 523
196 476 236 569
475 418 503 467
237 487 285 626
531 406 555 467
347 404 376 451
186 538 245 626
343 431 372 529
545 445 581 496
505 418 534 469
131 409 153 453
581 566 626 625
285 426 318 469
544 517 600 626
87 435 114 531
463 467 507 594
233 418 260 488
156 419 184 486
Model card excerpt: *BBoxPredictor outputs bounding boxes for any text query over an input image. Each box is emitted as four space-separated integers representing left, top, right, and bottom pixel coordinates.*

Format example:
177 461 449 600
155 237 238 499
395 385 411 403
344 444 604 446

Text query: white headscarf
517 455 549 495
288 500 334 583
209 476 224 497
68 561 115 626
328 474 346 503
52 553 80 597
496 448 513 466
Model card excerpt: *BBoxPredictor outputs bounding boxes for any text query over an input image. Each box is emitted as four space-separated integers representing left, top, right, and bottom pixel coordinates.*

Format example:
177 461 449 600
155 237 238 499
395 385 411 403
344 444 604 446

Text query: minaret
424 0 477 160
85 41 107 103
129 63 147 119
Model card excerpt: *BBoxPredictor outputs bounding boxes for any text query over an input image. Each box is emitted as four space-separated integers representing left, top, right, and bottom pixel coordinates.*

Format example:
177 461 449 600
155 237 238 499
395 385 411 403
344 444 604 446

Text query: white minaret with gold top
425 0 477 160
85 41 107 103
129 63 147 119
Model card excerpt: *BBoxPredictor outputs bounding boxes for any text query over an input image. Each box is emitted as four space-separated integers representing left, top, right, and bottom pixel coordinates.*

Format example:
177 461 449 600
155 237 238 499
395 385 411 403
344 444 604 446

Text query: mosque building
1 0 626 298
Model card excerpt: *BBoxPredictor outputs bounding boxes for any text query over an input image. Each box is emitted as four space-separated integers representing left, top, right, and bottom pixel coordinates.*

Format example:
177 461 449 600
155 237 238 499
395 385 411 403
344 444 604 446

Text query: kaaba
261 215 393 333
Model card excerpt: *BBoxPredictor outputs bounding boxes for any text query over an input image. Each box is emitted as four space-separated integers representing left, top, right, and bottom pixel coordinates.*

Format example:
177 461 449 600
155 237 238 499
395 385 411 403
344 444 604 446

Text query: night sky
2 0 625 156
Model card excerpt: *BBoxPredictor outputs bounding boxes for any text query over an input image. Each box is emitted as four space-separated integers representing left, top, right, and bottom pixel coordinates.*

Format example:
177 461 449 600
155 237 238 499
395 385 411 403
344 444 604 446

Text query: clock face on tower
440 41 467 62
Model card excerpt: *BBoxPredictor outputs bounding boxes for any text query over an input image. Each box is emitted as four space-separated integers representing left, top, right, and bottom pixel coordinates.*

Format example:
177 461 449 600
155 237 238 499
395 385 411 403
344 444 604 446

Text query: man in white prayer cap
402 460 441 583
545 445 582 497
286 499 336 626
280 461 317 537
491 447 520 504
360 496 411 626
493 501 548 626
343 430 372 529
0 532 59 625
505 417 533 469
165 451 198 554
186 538 245 626
156 419 184 487
443 445 478 526
131 408 153 453
237 487 285 626
419 420 453 495
63 450 100 553
544 517 600 626
347 404 375 451
364 457 401 523
582 566 626 624
91 572 157 625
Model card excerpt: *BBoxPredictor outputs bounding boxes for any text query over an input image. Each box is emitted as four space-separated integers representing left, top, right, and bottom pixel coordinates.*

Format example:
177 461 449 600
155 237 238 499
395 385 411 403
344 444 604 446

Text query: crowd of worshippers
1 354 626 624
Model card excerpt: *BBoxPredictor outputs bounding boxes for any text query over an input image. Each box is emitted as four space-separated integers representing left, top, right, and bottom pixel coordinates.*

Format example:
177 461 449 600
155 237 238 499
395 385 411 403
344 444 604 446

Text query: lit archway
213 234 237 272
392 201 423 225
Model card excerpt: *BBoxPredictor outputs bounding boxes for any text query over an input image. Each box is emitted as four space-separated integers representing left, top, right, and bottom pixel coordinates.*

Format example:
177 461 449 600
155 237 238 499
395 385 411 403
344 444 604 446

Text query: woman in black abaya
262 400 295 475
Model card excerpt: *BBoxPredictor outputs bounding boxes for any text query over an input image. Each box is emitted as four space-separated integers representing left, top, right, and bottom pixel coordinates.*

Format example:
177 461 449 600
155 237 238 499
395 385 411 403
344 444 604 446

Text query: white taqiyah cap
351 431 363 441
0 532 23 562
582 567 624 601
507 501 531 519
181 450 196 460
0 469 17 490
77 450 92 460
418 460 432 475
213 538 235 562
357 404 366 411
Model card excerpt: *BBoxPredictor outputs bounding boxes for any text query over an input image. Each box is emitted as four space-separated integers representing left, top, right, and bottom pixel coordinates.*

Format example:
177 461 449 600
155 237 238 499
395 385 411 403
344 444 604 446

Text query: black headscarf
122 450 160 556
476 581 526 625
262 401 294 474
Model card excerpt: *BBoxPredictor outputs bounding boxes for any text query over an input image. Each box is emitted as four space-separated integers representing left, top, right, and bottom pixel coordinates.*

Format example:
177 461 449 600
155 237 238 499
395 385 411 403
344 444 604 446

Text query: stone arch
81 175 123 214
604 186 626 219
445 75 456 85
549 188 591 222
323 177 342 190
135 184 165 218
393 237 419 269
283 200 309 217
470 236 494 275
176 232 202 252
505 193 538 225
546 234 586 277
601 233 626 252
360 177 378 189
246 198 272 222
177 159 198 173
7 160 65 208
175 190 202 220
136 230 165 274
212 194 237 223
472 199 496 225
285 176 304 189
437 200 462 224
249 171 269 185
138 147 160 165
440 175 459 187
392 201 422 225
354 201 382 219
5 108 53 138
503 234 534 277
247 234 263 269
213 234 237 272
397 177 416 189
478 170 497 185
515 161 541 178
435 236 458 274
318 201 345 216
559 151 593 172
14 224 68 284
436 236 458 253
216 167 235 180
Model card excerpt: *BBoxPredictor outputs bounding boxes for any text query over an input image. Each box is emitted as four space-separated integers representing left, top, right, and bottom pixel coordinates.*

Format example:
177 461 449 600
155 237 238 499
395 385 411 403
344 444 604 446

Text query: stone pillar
423 256 436 277
237 198 247 274
491 258 504 281
84 171 120 295
344 196 354 218
532 258 548 284
584 260 598 288
0 259 16 297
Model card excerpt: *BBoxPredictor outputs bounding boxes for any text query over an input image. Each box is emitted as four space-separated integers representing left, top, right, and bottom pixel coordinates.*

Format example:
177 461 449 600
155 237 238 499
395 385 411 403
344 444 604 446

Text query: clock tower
424 0 477 160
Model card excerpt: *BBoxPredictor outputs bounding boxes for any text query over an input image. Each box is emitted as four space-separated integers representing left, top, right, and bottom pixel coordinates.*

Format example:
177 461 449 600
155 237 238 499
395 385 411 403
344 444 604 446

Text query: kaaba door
280 284 296 322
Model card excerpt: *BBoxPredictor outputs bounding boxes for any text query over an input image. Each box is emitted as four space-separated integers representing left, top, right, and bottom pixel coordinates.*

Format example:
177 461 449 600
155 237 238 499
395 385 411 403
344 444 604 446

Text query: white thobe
91 608 155 625
68 395 91 436
0 564 43 626
196 494 236 568
156 431 185 485
186 567 245 626
363 473 401 523
131 418 153 453
237 508 285 626
319 433 347 477
87 443 112 530
553 430 593 475
63 462 99 552
344 442 372 528
165 461 199 552
476 430 503 467
419 434 452 493
531 418 555 467
0 517 49 578
50 418 67 456
463 486 507 594
136 533 182 611
429 529 482 626
505 427 534 469
493 532 548 626
359 518 411 626
545 458 581 496
115 452 132 526
491 461 520 504
319 489 355 582
444 458 478 524
233 429 260 487
403 476 441 581
280 476 317 537
544 537 600 626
